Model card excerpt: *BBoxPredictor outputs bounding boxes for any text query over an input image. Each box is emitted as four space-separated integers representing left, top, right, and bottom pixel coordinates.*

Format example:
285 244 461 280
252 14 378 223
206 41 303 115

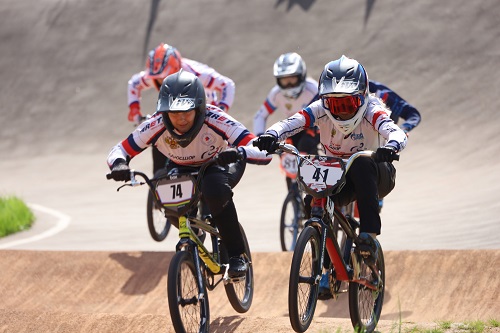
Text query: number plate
298 155 346 197
156 179 194 205
279 152 298 179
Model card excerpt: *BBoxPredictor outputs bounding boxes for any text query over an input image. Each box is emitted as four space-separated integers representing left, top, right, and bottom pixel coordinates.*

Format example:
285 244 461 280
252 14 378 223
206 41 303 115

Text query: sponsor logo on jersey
207 111 237 126
165 136 180 149
350 132 364 140
169 154 196 161
201 132 216 146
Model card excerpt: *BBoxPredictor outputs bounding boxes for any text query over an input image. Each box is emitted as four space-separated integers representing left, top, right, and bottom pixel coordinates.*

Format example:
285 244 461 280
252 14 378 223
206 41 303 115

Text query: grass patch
0 196 34 237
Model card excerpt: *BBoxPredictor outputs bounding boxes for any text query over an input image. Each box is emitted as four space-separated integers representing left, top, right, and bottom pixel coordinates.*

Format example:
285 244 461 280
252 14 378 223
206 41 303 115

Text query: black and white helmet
273 52 307 98
157 70 206 148
318 55 369 135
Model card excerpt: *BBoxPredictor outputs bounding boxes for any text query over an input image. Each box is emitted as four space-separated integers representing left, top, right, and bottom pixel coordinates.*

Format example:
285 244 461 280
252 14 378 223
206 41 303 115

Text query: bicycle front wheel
223 223 254 313
288 225 321 333
167 251 210 333
280 192 303 251
147 190 171 242
348 240 385 333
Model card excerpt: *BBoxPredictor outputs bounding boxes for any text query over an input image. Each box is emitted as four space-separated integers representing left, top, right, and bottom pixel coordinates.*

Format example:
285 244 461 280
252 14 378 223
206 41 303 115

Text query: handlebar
106 148 245 189
252 140 399 163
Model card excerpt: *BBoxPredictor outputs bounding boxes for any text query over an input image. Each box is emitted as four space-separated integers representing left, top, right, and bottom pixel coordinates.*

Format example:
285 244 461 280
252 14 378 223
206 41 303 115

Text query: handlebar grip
106 173 113 180
393 154 400 161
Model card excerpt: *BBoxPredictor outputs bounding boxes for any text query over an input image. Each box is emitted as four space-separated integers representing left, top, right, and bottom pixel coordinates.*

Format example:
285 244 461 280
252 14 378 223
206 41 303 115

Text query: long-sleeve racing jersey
253 77 319 135
128 58 235 112
264 96 407 158
108 105 271 168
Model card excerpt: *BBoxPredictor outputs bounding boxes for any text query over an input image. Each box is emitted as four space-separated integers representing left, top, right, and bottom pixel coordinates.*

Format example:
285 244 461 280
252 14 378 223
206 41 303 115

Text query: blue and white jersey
369 80 421 133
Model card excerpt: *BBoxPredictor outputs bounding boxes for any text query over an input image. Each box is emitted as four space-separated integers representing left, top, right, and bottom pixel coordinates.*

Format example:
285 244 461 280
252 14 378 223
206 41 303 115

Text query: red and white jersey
108 105 271 168
128 58 235 111
253 77 318 135
265 96 407 158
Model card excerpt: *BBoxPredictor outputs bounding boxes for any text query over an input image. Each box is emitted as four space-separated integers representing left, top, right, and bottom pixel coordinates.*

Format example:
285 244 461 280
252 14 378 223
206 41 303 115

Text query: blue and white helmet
273 52 307 98
318 55 369 135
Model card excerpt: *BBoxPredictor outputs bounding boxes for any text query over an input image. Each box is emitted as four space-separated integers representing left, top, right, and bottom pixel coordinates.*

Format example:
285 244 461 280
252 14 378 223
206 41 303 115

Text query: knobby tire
167 251 210 333
288 225 321 332
223 223 254 313
348 240 385 333
146 190 171 242
280 192 302 251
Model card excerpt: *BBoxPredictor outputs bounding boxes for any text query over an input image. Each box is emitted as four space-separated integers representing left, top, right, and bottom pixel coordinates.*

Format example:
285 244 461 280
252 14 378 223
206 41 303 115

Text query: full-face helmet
273 52 307 98
157 70 206 148
146 43 182 79
318 55 369 135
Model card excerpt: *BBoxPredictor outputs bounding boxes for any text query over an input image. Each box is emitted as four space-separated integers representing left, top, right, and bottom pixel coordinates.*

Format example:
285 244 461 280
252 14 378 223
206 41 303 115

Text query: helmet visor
323 95 362 119
277 75 300 89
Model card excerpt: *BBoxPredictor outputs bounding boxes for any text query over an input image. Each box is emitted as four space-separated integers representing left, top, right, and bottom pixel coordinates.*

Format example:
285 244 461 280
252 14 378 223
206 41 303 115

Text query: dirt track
1 0 500 332
1 250 499 333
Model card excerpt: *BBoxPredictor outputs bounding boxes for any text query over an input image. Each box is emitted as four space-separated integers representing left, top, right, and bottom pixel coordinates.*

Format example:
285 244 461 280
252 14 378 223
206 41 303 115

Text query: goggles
322 95 363 118
277 76 300 89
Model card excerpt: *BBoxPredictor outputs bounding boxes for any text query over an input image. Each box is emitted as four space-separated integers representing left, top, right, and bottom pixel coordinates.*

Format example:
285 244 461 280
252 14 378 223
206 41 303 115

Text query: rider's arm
253 88 279 135
183 59 235 112
366 98 408 153
264 100 322 142
205 106 272 165
127 71 156 123
369 80 421 133
107 113 165 168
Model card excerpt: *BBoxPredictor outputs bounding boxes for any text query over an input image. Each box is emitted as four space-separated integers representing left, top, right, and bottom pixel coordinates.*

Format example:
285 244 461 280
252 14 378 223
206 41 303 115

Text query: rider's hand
109 162 131 181
374 146 398 163
255 133 278 153
216 148 242 166
128 102 143 125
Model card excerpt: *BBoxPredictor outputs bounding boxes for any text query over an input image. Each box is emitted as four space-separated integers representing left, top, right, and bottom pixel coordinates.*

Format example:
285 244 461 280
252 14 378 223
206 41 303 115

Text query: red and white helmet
145 43 182 79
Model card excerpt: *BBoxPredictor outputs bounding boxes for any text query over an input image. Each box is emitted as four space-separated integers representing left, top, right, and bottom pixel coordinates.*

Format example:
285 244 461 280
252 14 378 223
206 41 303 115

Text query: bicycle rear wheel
147 190 171 242
288 226 321 332
280 192 304 251
223 223 254 313
348 240 385 333
168 251 210 333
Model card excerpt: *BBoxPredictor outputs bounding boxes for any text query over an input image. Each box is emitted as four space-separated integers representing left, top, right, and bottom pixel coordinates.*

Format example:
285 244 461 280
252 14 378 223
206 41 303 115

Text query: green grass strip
0 196 34 237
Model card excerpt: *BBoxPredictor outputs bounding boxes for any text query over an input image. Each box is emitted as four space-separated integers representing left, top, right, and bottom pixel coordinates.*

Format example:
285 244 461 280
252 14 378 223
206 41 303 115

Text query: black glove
255 133 278 153
109 163 131 181
374 147 397 163
217 148 242 166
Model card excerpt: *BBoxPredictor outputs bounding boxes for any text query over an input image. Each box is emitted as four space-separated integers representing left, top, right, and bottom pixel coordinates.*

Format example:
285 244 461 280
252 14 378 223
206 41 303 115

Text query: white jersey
128 58 235 110
265 96 407 158
108 105 271 168
253 77 318 135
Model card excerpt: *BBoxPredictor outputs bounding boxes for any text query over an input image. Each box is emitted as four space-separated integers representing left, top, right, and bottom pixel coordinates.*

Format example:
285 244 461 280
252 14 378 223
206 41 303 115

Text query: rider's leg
201 162 248 277
152 145 168 175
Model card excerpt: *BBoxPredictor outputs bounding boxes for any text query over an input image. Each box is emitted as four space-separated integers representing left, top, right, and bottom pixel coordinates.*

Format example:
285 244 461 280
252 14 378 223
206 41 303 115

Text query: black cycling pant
305 156 396 235
166 159 247 258
152 145 168 174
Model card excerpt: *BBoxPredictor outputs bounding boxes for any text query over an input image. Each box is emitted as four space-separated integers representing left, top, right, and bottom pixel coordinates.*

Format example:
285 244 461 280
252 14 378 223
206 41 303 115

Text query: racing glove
128 102 143 125
109 162 131 181
217 148 243 166
254 133 278 153
374 146 398 163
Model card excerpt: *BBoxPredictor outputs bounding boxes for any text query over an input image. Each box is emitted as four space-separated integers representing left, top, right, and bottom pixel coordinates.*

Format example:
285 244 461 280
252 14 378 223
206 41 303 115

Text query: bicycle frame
112 160 232 285
275 143 380 290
